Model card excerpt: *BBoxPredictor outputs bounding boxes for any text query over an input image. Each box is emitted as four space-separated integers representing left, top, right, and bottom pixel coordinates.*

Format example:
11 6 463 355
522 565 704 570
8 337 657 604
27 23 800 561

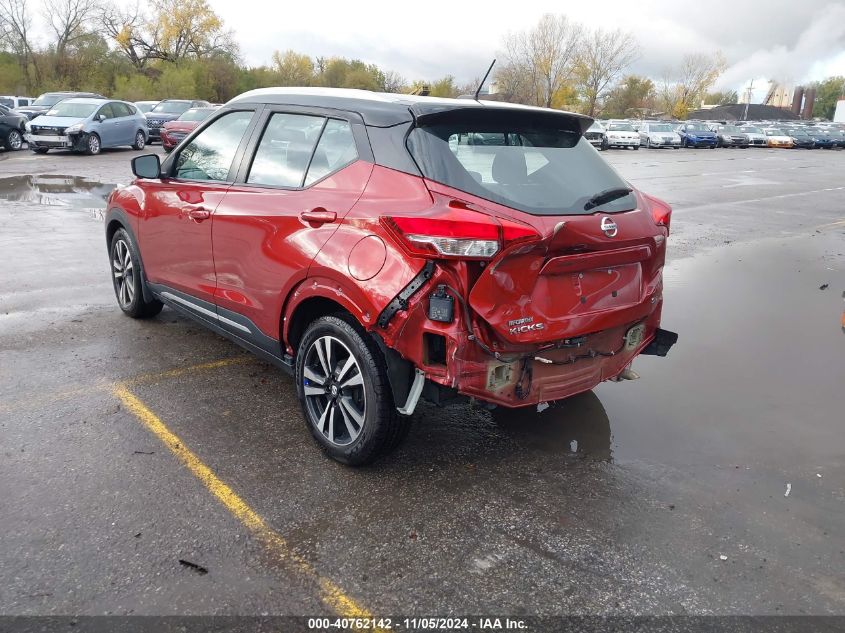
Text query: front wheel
85 133 101 155
132 130 146 150
4 128 23 150
296 315 409 465
110 228 163 318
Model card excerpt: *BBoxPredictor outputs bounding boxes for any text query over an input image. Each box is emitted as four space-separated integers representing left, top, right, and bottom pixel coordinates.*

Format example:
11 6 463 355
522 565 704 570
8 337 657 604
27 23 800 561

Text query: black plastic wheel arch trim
377 260 435 328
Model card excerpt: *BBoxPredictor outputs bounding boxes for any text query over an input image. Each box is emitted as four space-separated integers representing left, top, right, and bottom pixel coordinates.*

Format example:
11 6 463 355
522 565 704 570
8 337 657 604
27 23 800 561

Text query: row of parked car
0 91 219 155
4 90 845 156
584 118 845 150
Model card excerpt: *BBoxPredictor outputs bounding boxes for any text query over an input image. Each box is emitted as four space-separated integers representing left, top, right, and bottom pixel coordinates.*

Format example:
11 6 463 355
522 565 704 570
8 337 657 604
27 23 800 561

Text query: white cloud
26 0 845 91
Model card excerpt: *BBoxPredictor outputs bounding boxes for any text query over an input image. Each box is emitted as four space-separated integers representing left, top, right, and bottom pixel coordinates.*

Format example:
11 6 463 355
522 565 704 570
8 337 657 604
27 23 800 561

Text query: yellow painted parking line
0 356 255 414
113 383 379 624
123 355 255 386
814 218 845 231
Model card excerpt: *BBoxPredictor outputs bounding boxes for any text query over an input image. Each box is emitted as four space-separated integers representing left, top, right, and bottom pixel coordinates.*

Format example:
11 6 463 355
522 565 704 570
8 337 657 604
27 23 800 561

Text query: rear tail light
382 201 539 260
647 196 672 233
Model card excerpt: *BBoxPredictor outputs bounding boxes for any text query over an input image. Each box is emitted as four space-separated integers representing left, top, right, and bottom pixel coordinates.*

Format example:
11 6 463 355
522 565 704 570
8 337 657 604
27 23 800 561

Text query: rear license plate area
563 263 642 314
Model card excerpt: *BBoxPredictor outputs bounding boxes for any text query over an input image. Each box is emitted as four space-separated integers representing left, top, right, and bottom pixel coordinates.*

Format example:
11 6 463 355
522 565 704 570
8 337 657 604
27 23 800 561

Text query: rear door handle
300 208 337 225
187 207 211 222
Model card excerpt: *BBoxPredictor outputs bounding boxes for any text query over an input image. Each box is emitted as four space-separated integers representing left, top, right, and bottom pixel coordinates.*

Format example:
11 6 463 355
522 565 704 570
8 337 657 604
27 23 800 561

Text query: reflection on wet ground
0 174 114 219
493 393 612 462
595 232 844 470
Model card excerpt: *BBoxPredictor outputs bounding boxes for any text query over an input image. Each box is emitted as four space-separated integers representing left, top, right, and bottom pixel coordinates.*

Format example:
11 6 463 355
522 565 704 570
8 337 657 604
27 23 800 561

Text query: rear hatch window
407 109 636 216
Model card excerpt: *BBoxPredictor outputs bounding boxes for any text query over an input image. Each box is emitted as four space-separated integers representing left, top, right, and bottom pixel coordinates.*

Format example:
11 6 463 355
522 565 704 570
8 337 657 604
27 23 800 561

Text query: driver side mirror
132 154 161 179
97 114 107 122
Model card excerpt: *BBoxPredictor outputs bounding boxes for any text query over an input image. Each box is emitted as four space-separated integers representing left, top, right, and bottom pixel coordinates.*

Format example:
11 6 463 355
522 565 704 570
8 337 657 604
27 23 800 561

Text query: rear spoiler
409 102 594 135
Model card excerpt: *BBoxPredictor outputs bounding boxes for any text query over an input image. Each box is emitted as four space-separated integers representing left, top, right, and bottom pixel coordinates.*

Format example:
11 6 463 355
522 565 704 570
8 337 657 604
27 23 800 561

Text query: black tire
601 138 608 151
4 128 23 151
295 314 408 465
132 130 146 150
633 144 639 150
109 228 163 319
32 147 48 154
85 132 101 155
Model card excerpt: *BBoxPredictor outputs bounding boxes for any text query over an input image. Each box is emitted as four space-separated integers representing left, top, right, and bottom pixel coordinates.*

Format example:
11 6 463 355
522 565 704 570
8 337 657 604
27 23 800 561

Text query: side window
304 119 359 186
97 103 115 120
247 113 325 188
175 110 253 182
113 102 132 117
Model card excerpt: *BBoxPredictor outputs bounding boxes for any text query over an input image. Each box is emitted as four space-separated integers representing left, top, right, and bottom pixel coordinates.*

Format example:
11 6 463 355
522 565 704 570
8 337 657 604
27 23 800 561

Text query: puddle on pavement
493 391 613 462
593 231 845 468
0 174 116 220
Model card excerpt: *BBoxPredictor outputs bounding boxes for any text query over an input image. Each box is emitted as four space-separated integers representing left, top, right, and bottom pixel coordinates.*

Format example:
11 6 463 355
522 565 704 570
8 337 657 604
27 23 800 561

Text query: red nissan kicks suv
106 88 677 465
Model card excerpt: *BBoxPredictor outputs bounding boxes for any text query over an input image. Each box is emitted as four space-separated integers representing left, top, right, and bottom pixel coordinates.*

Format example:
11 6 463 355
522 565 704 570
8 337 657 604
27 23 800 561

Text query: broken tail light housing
645 195 672 233
382 201 539 260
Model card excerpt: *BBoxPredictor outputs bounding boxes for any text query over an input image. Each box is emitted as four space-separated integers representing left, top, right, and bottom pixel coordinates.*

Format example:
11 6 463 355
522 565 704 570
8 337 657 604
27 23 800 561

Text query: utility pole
742 79 754 120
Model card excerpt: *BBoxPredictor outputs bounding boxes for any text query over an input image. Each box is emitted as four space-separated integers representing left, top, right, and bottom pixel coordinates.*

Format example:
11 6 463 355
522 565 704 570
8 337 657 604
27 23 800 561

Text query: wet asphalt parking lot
1 144 844 623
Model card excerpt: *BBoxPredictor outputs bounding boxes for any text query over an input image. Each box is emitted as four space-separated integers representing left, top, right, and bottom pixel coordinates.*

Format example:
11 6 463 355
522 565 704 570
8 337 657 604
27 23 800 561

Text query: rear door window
112 102 133 117
407 113 635 215
174 110 254 181
304 119 358 186
247 113 325 188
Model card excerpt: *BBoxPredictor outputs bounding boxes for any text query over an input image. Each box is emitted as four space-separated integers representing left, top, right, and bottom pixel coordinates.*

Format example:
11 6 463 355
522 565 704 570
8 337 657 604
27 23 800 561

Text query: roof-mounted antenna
474 59 496 101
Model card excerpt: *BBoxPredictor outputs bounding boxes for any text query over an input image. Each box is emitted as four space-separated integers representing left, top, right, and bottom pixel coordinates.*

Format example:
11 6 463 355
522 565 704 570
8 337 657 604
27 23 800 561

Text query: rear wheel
4 128 23 151
296 315 409 465
110 228 163 318
132 130 145 150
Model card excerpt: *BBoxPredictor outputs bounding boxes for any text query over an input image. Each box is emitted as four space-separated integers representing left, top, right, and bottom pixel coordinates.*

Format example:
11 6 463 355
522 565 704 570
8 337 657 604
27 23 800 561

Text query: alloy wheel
135 132 145 150
89 134 100 154
8 130 22 150
302 335 366 447
112 239 135 308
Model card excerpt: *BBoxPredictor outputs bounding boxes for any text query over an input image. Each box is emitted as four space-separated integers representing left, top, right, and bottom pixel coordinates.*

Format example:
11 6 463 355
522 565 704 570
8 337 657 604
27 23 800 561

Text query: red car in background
105 88 677 465
160 107 217 152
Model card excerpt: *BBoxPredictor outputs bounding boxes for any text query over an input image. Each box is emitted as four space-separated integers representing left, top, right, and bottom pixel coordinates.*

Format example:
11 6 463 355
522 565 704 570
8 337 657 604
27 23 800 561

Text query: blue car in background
25 98 148 155
805 127 836 149
676 122 718 148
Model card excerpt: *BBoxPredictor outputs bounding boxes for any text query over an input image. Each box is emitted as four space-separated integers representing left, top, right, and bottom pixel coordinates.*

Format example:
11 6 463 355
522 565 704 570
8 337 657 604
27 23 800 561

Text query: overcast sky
216 0 845 96
34 0 845 96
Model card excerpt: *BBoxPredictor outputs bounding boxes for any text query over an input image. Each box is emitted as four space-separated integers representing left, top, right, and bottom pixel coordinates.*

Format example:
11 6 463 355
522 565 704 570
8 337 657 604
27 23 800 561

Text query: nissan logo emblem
601 217 618 237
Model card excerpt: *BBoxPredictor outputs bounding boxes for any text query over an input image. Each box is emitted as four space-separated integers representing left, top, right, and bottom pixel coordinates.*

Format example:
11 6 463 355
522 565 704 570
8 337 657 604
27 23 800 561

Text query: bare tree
576 28 639 116
44 0 99 58
0 0 38 89
493 62 531 103
99 0 238 68
380 70 406 93
501 13 583 108
660 52 727 117
100 2 149 68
